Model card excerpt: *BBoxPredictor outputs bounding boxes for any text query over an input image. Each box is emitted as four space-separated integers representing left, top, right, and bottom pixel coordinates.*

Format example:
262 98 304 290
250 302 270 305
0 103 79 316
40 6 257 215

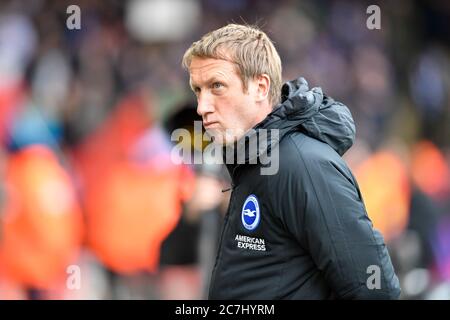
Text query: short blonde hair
182 24 282 107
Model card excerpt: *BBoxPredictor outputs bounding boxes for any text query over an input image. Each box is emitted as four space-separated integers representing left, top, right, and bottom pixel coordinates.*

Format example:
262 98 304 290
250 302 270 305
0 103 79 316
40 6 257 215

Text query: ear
255 74 270 102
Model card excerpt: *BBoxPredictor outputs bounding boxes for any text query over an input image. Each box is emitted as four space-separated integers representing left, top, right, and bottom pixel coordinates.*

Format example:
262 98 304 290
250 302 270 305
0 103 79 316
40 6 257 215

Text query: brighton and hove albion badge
241 194 260 231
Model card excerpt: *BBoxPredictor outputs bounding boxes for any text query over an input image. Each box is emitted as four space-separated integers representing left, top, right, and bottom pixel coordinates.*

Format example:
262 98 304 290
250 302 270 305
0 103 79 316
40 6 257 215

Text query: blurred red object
85 161 193 274
0 145 84 289
0 80 25 145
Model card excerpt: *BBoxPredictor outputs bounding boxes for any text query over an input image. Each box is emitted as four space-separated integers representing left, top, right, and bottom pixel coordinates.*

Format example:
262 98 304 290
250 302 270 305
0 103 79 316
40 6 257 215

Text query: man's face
189 56 264 144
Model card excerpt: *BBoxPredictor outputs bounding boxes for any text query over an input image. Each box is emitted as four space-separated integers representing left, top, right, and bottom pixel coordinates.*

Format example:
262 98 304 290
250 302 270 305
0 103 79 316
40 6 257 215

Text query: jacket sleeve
282 138 401 299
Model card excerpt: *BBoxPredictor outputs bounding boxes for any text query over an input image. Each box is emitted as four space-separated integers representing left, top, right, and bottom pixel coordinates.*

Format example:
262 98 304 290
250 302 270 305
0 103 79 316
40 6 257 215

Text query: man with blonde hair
182 23 400 299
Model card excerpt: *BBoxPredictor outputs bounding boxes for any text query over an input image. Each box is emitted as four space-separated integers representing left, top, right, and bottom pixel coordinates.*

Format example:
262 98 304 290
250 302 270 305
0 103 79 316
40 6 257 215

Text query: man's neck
252 101 273 127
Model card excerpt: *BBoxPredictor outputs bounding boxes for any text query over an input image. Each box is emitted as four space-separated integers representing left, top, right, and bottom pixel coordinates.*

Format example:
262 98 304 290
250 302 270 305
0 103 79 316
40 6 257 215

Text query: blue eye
212 82 223 89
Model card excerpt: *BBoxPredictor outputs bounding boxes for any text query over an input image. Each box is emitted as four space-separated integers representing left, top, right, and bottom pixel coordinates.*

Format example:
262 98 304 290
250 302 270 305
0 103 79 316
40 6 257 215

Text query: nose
196 93 214 118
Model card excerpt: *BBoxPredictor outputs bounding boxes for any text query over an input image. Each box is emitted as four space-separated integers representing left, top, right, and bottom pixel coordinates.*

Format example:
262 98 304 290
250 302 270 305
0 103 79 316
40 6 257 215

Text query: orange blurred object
411 140 450 201
0 145 84 289
354 151 411 242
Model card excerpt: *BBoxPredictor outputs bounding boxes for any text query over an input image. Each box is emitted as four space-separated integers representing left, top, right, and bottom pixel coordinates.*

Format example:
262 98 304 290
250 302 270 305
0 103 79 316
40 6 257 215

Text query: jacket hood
225 77 356 171
257 77 356 156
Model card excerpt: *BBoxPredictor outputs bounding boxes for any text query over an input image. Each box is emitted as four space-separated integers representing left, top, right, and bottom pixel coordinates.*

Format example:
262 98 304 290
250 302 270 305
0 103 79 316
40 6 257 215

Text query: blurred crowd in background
0 0 449 299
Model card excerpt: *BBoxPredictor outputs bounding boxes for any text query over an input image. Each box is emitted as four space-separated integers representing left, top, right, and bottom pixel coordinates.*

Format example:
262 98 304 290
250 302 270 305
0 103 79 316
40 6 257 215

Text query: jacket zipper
209 183 237 297
209 164 241 296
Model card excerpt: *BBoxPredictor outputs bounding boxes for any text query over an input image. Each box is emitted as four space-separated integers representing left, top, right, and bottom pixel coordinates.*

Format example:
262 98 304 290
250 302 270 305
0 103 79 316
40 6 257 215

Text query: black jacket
208 78 401 300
